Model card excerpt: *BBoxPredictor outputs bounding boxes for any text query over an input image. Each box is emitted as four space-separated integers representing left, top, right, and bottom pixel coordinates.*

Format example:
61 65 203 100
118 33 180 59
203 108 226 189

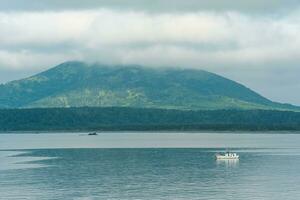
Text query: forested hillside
1 107 300 131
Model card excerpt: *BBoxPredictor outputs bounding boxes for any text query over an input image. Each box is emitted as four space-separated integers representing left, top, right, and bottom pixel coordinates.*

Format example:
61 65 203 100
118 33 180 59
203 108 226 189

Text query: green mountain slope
0 61 297 110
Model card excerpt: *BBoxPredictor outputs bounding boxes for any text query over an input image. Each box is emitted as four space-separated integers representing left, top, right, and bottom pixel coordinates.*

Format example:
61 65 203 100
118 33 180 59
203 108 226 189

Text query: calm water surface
1 132 300 200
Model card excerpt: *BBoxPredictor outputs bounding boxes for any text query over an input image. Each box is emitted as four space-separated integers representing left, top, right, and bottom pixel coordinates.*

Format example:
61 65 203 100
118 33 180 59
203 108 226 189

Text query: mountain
0 61 298 110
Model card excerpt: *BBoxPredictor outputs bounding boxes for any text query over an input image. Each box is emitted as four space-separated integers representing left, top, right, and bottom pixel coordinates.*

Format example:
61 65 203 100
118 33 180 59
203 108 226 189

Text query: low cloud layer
1 0 299 14
1 10 300 69
0 4 300 104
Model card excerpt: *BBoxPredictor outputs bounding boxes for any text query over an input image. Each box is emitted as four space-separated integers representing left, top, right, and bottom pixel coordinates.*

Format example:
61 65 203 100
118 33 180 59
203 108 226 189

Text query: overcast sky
0 0 300 105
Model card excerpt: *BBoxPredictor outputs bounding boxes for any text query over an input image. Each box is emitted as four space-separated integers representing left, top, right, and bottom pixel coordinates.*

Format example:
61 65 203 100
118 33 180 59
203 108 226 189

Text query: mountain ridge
0 61 298 111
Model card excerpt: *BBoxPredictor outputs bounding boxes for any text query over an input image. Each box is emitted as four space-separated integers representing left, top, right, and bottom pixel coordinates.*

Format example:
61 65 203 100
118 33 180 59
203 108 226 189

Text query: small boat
216 151 239 160
88 132 98 136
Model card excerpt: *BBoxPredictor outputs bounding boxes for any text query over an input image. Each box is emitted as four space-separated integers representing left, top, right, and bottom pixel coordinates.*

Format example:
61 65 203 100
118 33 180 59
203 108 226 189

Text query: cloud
1 9 300 70
0 50 74 70
0 0 299 14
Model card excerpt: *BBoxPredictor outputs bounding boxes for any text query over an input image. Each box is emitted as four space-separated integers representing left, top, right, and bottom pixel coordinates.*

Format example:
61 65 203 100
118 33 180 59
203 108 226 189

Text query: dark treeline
1 107 300 132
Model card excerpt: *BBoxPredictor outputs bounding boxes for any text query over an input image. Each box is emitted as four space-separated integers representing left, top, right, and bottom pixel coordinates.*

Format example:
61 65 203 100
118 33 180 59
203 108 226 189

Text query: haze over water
1 132 300 200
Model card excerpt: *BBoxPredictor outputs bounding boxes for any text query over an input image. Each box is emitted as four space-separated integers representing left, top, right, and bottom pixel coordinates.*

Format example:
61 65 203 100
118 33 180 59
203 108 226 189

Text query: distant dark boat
88 132 98 136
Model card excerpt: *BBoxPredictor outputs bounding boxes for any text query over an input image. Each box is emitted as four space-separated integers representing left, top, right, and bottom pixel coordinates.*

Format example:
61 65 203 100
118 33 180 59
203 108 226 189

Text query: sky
0 0 300 105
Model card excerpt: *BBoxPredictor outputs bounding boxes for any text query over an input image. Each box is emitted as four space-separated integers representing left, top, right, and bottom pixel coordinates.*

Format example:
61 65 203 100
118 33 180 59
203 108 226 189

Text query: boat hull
216 155 239 160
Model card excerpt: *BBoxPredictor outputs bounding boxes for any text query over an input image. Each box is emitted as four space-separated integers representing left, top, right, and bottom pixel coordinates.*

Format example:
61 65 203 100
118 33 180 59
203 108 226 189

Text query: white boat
216 151 239 160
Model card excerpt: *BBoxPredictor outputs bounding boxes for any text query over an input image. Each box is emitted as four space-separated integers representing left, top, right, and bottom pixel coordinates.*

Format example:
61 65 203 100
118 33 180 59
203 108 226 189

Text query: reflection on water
216 159 239 168
0 151 55 171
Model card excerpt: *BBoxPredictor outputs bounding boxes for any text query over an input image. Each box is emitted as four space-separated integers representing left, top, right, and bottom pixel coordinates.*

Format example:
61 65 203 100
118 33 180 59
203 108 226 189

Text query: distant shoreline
1 130 300 134
1 107 300 133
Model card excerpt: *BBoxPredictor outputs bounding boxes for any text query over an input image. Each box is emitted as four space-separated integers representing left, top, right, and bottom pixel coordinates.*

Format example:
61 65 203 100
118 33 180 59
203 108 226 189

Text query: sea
1 132 300 200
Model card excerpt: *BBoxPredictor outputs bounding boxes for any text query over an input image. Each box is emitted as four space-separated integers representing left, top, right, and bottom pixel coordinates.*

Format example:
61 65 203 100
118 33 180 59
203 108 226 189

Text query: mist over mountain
0 61 297 110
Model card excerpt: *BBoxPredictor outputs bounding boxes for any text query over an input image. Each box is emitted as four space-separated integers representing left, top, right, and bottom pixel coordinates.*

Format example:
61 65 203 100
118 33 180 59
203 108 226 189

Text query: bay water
1 132 300 200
